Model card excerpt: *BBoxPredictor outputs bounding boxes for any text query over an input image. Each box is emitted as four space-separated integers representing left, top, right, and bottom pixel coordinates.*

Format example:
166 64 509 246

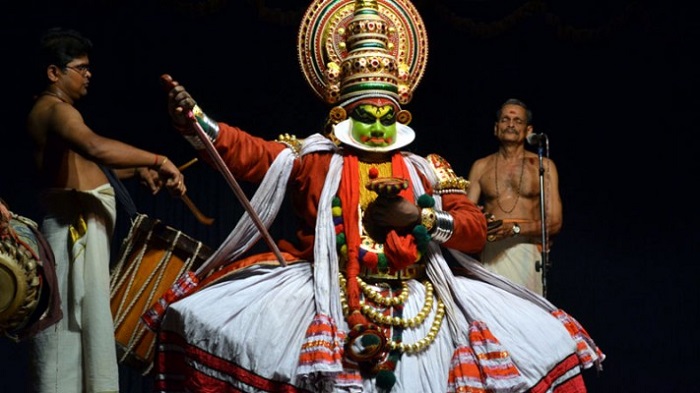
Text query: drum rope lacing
109 214 206 374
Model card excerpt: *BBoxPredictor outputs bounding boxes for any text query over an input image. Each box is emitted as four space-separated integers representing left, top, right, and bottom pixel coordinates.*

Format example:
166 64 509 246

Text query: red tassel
369 167 379 179
362 251 379 270
347 310 366 328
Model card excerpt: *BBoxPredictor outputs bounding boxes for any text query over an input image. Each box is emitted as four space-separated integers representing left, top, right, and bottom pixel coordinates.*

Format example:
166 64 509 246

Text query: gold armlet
426 154 469 195
420 207 436 232
276 133 303 155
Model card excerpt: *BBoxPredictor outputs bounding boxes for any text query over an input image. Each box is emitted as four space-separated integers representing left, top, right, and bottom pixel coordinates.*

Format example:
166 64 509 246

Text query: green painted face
350 103 397 148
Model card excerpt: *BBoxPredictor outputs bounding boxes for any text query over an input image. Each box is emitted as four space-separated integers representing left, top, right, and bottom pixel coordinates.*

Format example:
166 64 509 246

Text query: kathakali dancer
148 0 604 391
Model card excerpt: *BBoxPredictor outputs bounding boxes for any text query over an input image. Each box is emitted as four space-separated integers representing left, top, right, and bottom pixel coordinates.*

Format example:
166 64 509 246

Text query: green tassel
378 253 388 270
376 369 397 390
412 224 430 252
361 333 381 347
417 194 435 208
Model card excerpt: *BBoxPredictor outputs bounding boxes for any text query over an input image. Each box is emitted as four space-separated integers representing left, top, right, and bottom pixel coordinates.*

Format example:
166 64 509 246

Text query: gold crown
298 0 428 107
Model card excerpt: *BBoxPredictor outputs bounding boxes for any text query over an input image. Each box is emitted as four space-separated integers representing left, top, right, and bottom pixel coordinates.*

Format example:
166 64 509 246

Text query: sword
186 112 286 267
162 75 286 267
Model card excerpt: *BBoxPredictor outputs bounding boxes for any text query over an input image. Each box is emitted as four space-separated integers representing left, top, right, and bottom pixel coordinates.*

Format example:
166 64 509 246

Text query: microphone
526 132 547 146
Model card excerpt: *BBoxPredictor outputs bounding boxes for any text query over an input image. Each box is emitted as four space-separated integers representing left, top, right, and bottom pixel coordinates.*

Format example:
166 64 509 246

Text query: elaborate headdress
298 0 428 113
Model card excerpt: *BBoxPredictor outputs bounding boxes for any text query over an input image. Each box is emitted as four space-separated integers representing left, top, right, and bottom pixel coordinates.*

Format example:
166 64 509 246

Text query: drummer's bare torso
27 94 108 191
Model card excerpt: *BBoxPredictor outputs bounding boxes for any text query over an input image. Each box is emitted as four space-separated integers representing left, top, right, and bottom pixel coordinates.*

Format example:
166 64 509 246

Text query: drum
110 214 212 374
0 213 55 341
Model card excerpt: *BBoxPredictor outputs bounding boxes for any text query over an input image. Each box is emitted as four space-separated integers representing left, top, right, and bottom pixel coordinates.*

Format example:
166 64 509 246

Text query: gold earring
324 106 347 145
397 109 412 125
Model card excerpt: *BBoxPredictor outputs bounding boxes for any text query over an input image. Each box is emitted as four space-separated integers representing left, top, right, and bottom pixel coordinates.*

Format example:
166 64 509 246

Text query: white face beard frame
332 118 415 153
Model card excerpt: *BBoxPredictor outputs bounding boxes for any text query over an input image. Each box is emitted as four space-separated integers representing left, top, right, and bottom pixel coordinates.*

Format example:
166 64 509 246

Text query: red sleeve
198 122 287 183
440 192 487 254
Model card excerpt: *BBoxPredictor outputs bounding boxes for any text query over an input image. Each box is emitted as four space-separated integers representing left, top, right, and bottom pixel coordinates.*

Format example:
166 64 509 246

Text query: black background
0 0 696 392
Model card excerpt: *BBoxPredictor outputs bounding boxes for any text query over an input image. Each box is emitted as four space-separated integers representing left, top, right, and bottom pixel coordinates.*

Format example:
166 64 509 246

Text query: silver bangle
431 210 454 243
193 105 220 142
199 115 220 142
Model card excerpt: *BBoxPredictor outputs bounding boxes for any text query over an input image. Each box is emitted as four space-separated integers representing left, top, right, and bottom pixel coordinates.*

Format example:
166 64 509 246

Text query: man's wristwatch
511 223 521 237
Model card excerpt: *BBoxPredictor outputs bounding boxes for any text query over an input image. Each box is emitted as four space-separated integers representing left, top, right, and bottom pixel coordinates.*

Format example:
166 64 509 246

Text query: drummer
25 28 186 392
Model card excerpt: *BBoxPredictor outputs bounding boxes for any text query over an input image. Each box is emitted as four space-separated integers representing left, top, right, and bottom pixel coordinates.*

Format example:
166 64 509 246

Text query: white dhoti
481 237 543 295
29 184 119 393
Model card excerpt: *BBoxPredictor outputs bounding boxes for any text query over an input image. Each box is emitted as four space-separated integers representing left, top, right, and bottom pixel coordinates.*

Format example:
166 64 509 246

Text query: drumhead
0 241 42 336
0 214 60 341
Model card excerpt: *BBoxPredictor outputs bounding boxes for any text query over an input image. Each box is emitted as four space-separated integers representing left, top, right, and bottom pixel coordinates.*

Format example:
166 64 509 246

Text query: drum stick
178 157 199 172
187 114 287 267
181 195 215 226
174 158 215 225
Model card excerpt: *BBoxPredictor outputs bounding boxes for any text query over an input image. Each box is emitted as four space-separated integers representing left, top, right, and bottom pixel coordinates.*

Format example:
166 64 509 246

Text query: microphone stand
533 134 550 297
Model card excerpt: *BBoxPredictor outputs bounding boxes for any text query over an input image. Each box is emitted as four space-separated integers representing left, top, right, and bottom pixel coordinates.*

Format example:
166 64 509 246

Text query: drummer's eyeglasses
65 64 91 76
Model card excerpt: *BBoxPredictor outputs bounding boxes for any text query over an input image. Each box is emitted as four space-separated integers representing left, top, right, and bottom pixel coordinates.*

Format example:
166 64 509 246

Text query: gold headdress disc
298 0 428 107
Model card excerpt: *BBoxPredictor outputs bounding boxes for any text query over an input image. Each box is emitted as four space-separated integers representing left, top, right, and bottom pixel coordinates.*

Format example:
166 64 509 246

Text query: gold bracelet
420 207 436 232
149 154 168 171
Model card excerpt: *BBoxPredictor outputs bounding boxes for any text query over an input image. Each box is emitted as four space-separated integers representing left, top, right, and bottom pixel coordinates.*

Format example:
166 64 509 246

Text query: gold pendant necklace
494 153 525 214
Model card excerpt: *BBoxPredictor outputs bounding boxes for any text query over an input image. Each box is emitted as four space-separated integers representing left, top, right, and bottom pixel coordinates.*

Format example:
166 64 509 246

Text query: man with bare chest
467 98 562 295
26 28 186 393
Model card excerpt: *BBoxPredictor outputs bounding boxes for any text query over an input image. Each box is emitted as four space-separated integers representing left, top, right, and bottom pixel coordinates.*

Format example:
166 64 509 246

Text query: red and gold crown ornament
298 0 428 107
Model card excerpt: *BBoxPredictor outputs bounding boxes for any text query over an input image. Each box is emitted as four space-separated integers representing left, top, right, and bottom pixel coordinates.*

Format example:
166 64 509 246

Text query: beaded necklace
494 152 525 214
338 273 445 390
339 274 445 353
